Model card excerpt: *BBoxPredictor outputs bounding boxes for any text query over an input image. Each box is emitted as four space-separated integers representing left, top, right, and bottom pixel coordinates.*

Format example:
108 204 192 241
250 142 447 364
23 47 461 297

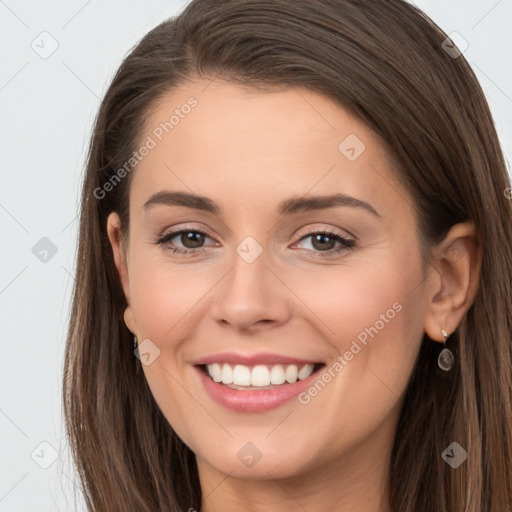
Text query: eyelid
294 224 355 241
158 223 217 241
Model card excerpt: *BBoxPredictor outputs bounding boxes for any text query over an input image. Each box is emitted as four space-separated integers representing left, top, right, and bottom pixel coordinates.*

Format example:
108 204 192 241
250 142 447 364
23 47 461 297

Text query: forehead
142 78 373 157
129 78 406 220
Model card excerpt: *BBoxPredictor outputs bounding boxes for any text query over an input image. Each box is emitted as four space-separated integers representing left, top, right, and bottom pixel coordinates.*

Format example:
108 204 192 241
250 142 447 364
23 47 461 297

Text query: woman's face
108 78 432 481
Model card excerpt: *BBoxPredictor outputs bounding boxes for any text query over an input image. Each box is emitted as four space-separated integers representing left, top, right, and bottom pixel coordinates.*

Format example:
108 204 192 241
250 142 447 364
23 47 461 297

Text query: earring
437 328 454 371
133 334 138 349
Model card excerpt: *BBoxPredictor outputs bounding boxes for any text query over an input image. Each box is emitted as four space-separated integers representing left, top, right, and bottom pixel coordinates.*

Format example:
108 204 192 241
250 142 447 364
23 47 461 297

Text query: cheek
278 264 425 454
128 256 210 446
282 258 425 387
128 251 223 341
285 263 410 338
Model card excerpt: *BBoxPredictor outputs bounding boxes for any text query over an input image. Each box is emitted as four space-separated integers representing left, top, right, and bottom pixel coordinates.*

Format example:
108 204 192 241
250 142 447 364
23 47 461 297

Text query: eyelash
154 226 356 259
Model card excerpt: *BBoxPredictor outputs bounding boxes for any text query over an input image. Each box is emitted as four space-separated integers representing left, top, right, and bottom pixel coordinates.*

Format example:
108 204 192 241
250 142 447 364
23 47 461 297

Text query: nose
210 248 291 332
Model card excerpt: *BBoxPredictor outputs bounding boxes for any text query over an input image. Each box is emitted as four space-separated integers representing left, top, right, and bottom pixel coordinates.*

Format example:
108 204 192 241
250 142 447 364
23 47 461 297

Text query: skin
107 78 481 512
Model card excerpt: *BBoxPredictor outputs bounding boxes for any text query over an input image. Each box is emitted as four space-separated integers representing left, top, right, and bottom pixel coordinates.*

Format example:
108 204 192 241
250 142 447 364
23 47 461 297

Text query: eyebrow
142 191 381 218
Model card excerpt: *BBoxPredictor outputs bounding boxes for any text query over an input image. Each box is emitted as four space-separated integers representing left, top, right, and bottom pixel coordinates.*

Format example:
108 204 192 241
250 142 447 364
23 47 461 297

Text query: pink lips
192 351 321 366
193 353 325 413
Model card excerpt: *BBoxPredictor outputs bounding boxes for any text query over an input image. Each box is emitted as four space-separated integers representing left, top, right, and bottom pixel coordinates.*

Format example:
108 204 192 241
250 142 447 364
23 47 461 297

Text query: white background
0 0 510 510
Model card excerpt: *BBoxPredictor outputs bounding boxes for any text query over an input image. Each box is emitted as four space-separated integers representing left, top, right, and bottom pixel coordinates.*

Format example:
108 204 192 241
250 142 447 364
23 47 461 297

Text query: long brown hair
62 1 512 510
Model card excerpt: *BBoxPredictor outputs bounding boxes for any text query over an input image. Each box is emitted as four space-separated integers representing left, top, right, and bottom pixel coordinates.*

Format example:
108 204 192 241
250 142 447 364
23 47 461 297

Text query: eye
293 227 355 258
155 228 217 255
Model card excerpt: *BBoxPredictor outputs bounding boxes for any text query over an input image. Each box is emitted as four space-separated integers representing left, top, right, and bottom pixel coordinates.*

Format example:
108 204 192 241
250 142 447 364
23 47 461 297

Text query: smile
203 362 322 389
194 361 326 412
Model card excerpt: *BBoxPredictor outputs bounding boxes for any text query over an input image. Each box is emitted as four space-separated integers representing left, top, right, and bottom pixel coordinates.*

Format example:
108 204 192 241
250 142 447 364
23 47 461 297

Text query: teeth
285 364 298 383
298 364 314 380
208 363 222 382
206 362 316 387
233 365 251 386
270 364 286 385
252 365 271 387
221 363 233 384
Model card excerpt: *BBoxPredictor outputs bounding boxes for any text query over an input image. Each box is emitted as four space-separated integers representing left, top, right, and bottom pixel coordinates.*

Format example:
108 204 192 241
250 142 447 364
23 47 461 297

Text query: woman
62 1 512 511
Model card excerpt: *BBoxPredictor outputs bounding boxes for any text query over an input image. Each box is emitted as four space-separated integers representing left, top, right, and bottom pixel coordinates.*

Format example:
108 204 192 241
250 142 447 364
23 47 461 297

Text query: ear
423 221 482 342
106 212 136 334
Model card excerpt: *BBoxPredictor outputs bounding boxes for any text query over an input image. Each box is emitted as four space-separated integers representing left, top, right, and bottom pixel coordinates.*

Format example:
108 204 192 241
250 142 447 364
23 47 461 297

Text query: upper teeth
206 363 315 387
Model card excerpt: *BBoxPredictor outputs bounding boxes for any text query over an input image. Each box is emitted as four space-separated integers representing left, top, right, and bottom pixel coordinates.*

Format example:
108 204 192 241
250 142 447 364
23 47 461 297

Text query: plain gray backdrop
0 0 511 510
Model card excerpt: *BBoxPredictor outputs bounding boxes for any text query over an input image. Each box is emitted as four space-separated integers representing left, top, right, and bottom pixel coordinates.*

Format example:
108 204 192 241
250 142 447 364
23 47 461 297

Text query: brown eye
310 233 337 251
179 231 206 248
294 229 356 259
156 229 216 255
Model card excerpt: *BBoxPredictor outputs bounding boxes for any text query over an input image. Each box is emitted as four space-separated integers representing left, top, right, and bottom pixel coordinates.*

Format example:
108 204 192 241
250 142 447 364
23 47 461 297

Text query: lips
194 362 326 412
192 352 326 412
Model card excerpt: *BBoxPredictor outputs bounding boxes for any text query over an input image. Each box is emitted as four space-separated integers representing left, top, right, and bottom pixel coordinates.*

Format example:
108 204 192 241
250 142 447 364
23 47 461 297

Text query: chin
196 441 317 481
